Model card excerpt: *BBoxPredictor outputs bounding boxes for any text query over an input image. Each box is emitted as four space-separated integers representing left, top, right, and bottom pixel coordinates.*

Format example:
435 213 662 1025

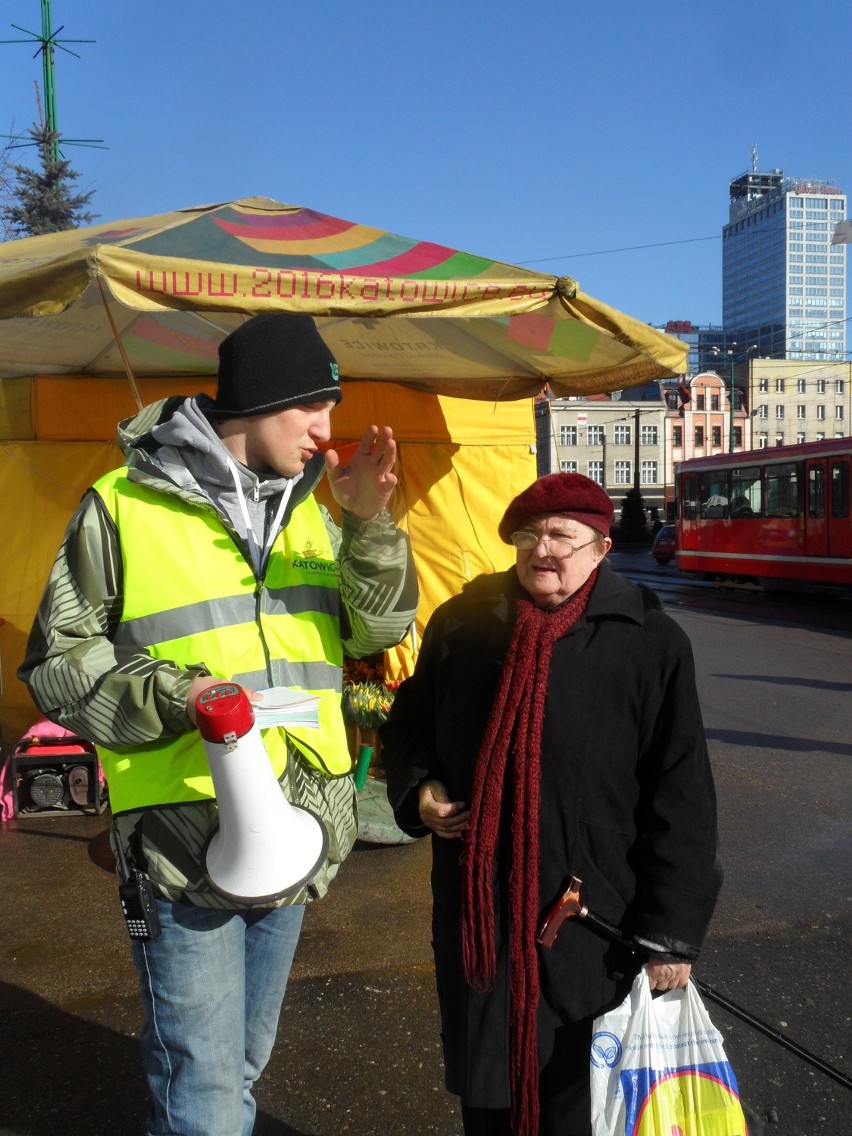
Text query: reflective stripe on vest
93 467 350 813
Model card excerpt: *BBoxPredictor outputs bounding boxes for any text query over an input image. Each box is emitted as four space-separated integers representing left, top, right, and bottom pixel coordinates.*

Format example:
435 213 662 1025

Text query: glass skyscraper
722 168 847 361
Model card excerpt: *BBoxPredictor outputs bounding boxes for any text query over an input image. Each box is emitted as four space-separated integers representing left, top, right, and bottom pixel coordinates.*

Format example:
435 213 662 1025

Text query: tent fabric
32 376 216 441
0 197 687 398
0 440 122 742
0 387 534 744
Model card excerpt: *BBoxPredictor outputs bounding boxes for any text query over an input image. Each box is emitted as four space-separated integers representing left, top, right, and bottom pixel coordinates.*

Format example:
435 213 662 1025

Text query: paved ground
0 810 455 1136
4 762 847 1135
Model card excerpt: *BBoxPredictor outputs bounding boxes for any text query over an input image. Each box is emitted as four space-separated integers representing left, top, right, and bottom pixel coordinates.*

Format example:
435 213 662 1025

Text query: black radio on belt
113 836 161 941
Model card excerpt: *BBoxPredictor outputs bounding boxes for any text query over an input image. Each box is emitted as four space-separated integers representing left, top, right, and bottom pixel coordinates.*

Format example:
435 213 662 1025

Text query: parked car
651 523 677 565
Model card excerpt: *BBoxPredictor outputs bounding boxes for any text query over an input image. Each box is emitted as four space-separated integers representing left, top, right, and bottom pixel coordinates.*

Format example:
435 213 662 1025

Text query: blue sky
2 0 850 346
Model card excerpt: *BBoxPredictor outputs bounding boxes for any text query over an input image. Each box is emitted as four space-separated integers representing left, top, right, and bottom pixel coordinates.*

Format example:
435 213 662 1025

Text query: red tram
674 437 852 587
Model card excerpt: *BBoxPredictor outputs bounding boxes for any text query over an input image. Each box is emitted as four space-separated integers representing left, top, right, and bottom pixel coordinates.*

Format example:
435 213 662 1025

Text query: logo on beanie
330 362 339 384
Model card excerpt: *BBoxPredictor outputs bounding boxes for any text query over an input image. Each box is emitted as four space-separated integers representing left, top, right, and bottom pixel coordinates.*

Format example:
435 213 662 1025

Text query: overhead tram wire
515 212 843 267
514 225 849 362
516 233 723 266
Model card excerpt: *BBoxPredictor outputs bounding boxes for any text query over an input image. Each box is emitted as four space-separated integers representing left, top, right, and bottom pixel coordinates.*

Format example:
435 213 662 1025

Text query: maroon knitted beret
498 472 614 542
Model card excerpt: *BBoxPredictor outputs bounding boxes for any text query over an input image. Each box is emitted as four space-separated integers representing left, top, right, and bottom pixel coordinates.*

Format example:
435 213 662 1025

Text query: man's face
242 400 337 477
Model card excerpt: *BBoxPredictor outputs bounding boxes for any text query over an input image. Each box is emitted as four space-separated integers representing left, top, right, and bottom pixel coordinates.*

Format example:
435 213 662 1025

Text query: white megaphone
196 683 329 903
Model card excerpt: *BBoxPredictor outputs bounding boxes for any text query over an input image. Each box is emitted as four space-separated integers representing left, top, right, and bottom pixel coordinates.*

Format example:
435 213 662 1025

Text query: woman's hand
647 959 692 991
418 779 470 839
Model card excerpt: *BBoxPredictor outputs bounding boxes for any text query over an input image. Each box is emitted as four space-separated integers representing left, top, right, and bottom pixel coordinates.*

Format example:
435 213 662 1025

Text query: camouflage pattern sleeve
18 491 207 748
327 507 418 659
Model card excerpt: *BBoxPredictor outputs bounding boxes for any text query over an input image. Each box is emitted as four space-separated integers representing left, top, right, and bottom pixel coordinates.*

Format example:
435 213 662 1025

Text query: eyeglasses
510 531 597 558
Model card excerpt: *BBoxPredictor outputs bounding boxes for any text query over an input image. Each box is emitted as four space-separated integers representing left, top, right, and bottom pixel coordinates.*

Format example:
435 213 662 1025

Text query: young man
19 312 418 1136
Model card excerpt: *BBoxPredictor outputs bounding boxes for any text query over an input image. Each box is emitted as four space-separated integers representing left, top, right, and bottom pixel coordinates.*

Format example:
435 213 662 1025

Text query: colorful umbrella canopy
0 197 686 399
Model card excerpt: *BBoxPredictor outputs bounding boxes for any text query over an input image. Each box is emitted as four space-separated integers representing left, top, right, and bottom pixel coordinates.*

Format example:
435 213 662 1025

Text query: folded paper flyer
254 687 320 729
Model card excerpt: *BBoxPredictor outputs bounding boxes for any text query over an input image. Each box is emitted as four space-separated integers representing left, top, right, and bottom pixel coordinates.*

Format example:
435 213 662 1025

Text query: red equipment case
9 725 106 817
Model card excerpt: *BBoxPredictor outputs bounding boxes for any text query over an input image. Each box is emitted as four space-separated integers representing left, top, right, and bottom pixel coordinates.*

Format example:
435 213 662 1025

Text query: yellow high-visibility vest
93 467 350 814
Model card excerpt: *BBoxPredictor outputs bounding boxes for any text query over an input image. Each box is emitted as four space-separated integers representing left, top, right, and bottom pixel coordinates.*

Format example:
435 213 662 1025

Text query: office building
545 391 668 518
722 167 847 362
653 321 739 375
745 358 850 449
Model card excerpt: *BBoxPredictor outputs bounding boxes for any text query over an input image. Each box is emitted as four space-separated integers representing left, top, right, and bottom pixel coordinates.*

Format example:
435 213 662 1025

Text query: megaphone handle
354 744 373 791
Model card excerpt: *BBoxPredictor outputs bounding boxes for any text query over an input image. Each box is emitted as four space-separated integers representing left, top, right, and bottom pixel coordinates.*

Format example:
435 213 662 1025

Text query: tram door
805 459 828 557
828 456 851 558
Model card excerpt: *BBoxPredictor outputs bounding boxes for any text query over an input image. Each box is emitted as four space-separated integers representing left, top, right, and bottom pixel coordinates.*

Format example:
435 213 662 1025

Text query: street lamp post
727 349 736 453
711 344 758 453
711 343 737 453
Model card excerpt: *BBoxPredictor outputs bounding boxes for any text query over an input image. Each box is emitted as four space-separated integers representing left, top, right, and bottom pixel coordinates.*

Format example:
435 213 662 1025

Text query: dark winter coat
381 561 722 1108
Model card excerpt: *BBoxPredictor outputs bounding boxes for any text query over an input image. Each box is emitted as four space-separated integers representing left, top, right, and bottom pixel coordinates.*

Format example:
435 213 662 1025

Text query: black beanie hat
213 312 342 418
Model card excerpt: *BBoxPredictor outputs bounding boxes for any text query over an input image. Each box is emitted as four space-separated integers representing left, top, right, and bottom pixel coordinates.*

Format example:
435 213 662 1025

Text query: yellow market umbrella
0 196 686 400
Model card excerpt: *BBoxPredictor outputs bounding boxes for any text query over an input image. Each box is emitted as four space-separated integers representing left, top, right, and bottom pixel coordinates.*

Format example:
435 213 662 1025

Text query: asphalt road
1 555 850 1135
613 552 852 1136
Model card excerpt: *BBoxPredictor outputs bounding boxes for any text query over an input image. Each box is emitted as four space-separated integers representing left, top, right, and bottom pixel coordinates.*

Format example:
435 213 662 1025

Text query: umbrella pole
97 278 144 411
537 876 852 1092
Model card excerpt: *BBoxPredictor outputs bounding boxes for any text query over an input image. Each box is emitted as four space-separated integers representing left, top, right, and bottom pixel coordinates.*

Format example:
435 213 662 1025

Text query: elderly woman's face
513 513 610 609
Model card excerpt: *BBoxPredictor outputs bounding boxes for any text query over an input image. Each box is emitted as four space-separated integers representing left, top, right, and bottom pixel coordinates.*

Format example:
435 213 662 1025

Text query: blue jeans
131 899 305 1136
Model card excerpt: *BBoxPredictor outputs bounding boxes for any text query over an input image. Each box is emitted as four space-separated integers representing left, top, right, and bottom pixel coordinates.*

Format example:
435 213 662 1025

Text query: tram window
764 463 799 518
681 475 698 520
699 471 729 518
808 467 825 518
730 468 761 517
831 462 849 518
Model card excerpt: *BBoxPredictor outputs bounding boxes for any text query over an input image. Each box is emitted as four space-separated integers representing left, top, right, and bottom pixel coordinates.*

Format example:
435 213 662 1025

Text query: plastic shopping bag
590 967 747 1135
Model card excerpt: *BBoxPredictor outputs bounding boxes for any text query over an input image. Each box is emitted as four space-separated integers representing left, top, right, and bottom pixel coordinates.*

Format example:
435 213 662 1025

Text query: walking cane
536 876 852 1093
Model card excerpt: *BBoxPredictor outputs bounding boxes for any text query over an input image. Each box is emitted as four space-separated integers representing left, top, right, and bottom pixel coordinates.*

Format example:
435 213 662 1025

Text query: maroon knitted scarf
461 569 598 1136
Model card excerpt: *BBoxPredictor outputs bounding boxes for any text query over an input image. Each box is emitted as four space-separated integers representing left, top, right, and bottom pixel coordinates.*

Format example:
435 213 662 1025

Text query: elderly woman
381 473 722 1136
